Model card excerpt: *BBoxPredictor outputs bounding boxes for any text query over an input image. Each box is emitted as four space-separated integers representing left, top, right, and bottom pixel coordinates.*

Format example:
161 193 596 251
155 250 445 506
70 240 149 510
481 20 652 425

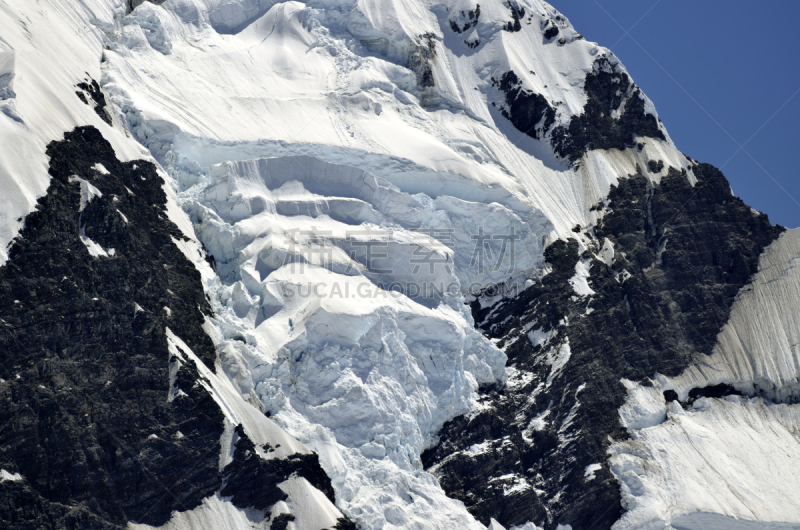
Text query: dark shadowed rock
0 126 354 530
76 78 112 125
424 164 783 529
493 70 556 140
550 57 666 161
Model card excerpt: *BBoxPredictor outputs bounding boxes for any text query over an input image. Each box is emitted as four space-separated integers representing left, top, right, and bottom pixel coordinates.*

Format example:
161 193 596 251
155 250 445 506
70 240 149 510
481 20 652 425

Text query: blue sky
549 0 800 228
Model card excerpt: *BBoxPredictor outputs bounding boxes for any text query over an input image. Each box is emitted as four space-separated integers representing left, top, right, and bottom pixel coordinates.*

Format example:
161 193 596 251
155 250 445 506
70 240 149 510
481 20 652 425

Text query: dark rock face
409 33 438 90
503 1 525 32
333 518 360 530
0 126 221 529
543 24 559 40
664 382 745 407
128 0 167 12
494 56 665 162
647 159 664 173
220 425 338 513
272 514 297 530
493 71 556 140
0 126 351 529
449 4 482 48
76 78 112 125
424 165 783 529
551 57 666 161
449 4 481 34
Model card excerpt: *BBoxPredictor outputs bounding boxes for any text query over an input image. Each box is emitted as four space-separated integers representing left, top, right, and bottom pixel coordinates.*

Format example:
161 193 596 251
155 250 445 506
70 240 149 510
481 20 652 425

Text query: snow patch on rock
69 176 103 211
0 470 22 482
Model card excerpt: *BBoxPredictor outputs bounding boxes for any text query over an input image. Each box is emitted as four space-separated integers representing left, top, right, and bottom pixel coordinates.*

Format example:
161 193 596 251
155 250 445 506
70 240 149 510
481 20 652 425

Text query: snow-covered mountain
0 0 799 529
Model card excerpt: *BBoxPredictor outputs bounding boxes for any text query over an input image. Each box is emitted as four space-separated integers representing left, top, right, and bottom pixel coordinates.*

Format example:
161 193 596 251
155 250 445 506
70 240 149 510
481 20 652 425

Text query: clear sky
548 0 800 228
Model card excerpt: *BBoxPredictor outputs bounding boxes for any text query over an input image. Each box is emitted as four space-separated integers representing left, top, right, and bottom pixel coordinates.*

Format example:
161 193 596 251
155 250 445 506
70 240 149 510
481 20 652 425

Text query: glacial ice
1 0 795 528
179 154 510 528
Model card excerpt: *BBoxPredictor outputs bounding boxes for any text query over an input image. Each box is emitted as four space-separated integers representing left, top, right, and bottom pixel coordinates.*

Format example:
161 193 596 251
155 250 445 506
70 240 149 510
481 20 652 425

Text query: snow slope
662 229 800 403
100 0 693 244
611 389 800 530
609 229 800 529
0 0 151 264
2 0 798 528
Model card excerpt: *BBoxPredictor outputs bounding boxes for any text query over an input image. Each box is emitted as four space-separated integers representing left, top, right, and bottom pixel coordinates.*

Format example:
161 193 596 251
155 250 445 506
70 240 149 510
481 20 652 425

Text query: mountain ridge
0 0 798 529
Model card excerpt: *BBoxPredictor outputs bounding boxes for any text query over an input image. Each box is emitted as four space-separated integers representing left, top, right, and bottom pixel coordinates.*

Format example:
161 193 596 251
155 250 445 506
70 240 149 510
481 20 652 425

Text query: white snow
180 170 509 527
617 378 667 431
610 392 800 530
121 327 349 529
583 463 601 482
527 326 555 348
69 176 103 211
488 520 507 530
166 328 310 460
0 50 15 100
609 230 800 529
96 0 696 251
522 407 550 444
494 520 546 530
0 470 22 482
128 489 335 530
277 476 344 530
661 229 800 402
0 0 752 528
598 237 614 266
79 227 115 258
568 258 595 296
667 513 800 530
0 0 152 265
545 339 571 385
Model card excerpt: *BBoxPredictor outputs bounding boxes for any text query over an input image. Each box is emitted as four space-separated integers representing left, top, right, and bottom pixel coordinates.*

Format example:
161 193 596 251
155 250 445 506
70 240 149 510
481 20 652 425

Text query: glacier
0 0 799 528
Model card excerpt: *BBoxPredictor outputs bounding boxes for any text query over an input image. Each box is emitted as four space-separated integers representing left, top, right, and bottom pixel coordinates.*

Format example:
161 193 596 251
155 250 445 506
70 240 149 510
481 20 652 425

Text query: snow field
611 386 800 529
3 0 796 528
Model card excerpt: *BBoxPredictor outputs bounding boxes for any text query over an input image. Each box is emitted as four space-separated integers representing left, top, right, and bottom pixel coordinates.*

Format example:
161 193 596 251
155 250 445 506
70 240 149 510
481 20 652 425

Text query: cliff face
0 127 351 529
1 1 799 529
423 165 784 529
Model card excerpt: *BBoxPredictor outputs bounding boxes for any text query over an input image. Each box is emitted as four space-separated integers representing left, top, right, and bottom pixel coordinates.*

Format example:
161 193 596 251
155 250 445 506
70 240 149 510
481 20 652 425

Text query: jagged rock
493 70 556 140
544 25 559 40
647 159 665 173
128 0 166 12
450 4 481 34
220 425 337 511
551 57 666 161
424 165 783 529
0 126 351 529
503 1 525 32
76 78 112 125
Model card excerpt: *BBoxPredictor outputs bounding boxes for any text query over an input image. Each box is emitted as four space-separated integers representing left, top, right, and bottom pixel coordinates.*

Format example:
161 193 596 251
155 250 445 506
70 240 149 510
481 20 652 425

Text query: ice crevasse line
173 152 517 529
83 0 721 528
94 1 567 527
